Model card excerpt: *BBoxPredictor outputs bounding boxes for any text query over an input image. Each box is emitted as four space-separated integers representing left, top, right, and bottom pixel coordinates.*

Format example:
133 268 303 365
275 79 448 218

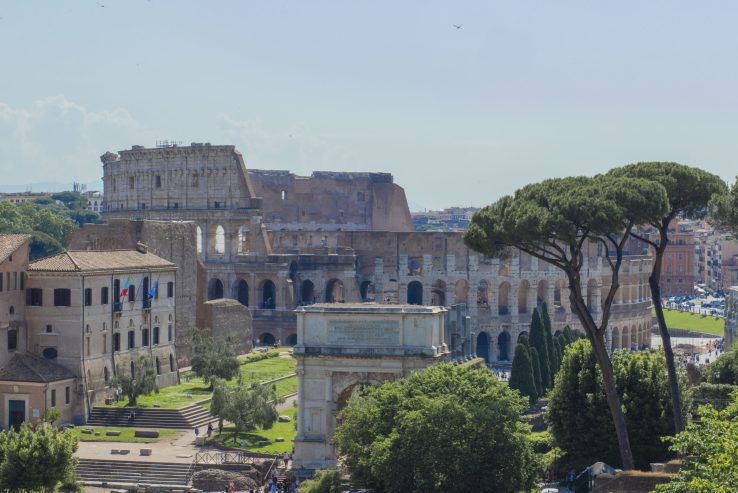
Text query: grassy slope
209 405 297 455
68 426 177 443
104 353 296 409
661 308 725 336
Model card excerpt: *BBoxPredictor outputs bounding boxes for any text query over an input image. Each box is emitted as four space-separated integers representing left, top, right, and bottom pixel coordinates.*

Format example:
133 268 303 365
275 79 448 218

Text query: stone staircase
76 458 191 487
87 402 217 429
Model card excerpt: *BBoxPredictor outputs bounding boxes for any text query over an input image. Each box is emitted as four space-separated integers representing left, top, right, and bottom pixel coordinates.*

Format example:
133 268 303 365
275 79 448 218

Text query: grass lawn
67 426 177 443
209 405 297 455
660 308 725 336
102 352 296 409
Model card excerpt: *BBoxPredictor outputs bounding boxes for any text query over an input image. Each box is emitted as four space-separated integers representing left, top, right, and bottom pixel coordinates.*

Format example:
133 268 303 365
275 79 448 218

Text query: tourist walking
207 422 214 437
194 427 200 438
229 481 236 493
283 451 290 468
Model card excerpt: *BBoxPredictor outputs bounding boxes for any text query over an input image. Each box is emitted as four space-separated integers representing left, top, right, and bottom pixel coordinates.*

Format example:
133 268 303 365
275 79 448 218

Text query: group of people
679 337 725 368
194 421 221 439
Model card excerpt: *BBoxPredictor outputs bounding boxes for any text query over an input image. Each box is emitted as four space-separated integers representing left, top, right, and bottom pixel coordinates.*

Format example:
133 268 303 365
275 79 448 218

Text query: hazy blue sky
2 1 738 210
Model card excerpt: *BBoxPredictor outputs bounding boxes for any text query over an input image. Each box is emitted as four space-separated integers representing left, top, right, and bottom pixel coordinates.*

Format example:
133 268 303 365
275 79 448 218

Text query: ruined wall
200 299 253 355
67 219 199 365
248 170 413 232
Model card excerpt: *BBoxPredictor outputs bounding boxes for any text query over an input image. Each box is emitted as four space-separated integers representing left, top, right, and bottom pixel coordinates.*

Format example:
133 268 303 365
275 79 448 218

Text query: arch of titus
292 304 448 469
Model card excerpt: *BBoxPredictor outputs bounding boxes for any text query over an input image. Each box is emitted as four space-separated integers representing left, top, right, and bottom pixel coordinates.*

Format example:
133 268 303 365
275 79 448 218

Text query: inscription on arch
328 319 399 346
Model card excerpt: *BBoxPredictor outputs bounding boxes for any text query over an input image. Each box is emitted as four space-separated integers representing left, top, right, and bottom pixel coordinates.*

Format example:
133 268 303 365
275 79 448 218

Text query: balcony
143 299 151 310
113 302 122 314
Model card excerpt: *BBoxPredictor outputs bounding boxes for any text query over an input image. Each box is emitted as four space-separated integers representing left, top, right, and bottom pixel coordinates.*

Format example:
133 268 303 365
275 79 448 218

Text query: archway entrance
286 333 297 346
208 278 224 300
236 280 249 306
360 281 375 302
301 280 316 304
261 280 276 309
407 281 423 305
325 279 345 303
498 331 511 361
476 332 490 363
260 333 276 346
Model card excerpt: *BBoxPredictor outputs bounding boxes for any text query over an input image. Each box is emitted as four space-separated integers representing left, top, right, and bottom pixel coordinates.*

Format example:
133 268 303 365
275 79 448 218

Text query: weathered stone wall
199 299 253 354
248 170 413 232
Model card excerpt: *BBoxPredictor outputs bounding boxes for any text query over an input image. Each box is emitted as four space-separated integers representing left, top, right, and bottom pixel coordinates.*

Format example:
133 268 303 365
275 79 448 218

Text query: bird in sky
453 24 462 29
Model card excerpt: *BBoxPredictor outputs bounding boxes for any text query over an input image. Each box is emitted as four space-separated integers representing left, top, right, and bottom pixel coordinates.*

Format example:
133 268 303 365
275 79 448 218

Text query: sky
2 1 738 210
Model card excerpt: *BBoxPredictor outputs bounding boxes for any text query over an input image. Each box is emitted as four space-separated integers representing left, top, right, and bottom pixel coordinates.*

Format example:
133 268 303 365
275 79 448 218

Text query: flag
148 281 158 300
119 275 133 299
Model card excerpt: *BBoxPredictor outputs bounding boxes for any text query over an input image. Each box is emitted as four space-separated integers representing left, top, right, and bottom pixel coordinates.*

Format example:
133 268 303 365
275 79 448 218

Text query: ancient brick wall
200 299 253 354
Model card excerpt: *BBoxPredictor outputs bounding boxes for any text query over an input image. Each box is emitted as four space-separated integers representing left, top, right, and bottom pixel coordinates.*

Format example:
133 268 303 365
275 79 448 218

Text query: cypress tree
562 325 576 345
529 346 543 396
530 309 551 390
541 302 556 380
509 343 537 406
554 336 564 372
518 335 530 347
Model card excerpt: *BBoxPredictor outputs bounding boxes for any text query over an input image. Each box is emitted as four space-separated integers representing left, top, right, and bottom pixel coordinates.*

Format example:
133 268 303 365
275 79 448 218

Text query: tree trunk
590 333 635 470
569 289 635 470
650 275 685 433
649 224 685 433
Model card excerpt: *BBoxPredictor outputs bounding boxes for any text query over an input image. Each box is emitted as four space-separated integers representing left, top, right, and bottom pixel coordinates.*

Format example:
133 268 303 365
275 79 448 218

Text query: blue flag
148 281 158 299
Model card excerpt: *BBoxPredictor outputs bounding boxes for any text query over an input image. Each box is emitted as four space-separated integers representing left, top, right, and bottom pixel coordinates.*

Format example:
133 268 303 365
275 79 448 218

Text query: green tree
529 309 551 390
704 346 738 385
110 355 159 406
0 422 79 492
517 334 530 347
541 302 557 379
210 378 228 430
190 327 240 387
509 343 538 406
562 325 576 345
553 336 564 373
465 175 669 469
220 382 280 439
609 162 727 433
655 395 738 492
529 346 543 396
547 339 690 470
43 407 62 425
298 469 343 493
334 364 538 493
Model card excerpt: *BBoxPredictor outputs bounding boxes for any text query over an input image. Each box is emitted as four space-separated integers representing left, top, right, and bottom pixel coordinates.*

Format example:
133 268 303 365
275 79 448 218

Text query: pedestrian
567 469 575 489
128 410 135 423
207 422 214 437
219 420 224 434
230 481 235 493
194 427 200 438
224 484 229 493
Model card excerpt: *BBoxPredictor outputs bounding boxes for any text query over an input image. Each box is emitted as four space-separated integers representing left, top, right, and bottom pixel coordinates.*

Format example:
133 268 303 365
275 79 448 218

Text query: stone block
134 430 160 438
140 448 153 456
106 430 122 436
277 415 292 422
82 428 94 434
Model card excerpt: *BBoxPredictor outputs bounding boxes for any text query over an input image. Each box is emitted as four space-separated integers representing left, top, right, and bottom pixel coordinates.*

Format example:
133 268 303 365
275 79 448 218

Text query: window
104 367 109 382
155 175 162 188
0 273 3 291
168 324 173 342
114 279 120 300
7 329 17 351
26 288 43 306
173 202 179 209
8 306 13 316
101 286 109 305
113 333 120 351
54 289 71 307
156 357 161 375
169 353 175 372
84 288 92 306
46 324 52 333
13 272 17 290
128 285 136 302
19 272 24 290
214 201 220 209
42 347 57 359
129 176 135 189
140 203 146 210
6 273 9 290
153 326 160 345
65 386 70 405
142 328 149 346
51 389 56 407
167 282 174 298
127 330 135 349
192 174 199 187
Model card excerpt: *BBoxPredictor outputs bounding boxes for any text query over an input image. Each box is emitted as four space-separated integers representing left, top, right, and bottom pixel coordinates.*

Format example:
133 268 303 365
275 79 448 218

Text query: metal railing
194 451 275 465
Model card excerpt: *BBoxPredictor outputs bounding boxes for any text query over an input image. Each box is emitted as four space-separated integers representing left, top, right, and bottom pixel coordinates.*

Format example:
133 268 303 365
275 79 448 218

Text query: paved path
75 429 217 464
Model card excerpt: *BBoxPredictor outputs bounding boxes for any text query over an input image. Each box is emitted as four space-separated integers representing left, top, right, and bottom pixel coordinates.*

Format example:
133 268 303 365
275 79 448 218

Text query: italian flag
119 275 133 298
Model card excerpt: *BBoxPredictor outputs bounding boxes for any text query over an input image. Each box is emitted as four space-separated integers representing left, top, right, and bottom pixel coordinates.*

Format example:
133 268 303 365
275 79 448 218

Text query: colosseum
97 142 654 364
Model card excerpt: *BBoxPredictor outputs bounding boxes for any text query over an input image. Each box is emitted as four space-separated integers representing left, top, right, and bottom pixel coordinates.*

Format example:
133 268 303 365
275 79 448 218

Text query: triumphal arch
292 304 448 469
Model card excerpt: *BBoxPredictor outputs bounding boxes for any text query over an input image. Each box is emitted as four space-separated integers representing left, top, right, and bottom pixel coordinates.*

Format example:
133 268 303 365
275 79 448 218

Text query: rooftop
0 353 75 383
28 249 175 273
296 303 446 314
0 234 31 264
